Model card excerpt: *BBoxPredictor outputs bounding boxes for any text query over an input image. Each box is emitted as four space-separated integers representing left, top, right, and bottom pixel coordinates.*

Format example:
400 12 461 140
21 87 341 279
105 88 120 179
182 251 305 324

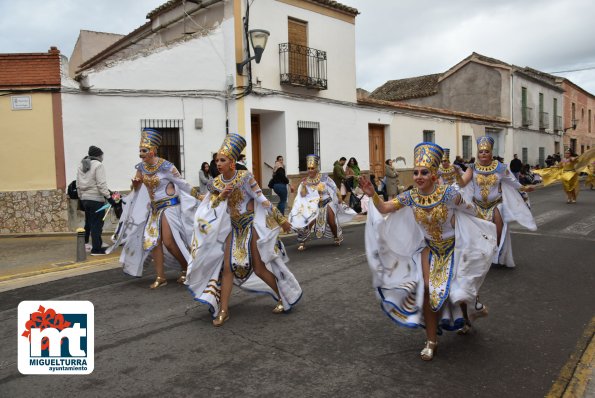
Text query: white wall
83 26 229 91
248 0 357 103
62 93 227 190
257 111 287 182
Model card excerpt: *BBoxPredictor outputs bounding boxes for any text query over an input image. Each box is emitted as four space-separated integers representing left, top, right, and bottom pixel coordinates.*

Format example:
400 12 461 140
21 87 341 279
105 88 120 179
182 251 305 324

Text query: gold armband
210 193 223 208
372 192 382 207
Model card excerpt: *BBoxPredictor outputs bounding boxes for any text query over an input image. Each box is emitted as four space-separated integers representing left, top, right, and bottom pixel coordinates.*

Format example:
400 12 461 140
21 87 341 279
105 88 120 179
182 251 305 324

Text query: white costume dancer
111 128 199 287
362 142 498 361
438 148 463 187
460 136 536 267
185 133 302 327
289 154 356 251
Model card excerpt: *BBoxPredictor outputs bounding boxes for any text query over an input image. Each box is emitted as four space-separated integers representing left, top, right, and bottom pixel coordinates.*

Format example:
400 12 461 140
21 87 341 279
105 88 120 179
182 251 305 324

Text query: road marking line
533 209 574 227
561 214 595 236
0 255 119 282
546 316 595 398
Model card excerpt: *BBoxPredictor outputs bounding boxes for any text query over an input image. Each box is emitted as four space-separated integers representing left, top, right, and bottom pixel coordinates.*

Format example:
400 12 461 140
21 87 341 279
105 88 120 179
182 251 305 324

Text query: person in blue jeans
76 146 114 255
271 155 293 215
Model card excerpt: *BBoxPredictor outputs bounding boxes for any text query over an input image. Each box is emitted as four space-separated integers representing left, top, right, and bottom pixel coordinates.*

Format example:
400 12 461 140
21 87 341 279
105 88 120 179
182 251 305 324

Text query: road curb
547 316 595 398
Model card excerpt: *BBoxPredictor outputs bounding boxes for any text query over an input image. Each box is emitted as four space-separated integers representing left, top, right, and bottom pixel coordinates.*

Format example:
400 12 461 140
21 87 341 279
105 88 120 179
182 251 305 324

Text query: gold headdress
414 142 444 173
477 136 494 151
306 154 320 169
218 133 246 161
140 128 162 150
442 148 451 162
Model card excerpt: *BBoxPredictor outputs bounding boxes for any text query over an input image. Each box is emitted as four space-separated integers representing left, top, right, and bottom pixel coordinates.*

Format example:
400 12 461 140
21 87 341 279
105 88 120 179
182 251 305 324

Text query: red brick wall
0 47 61 89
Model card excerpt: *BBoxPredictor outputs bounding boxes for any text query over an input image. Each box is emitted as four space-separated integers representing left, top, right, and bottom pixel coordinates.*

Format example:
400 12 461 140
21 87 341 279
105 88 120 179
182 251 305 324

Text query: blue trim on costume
377 287 418 316
379 302 421 329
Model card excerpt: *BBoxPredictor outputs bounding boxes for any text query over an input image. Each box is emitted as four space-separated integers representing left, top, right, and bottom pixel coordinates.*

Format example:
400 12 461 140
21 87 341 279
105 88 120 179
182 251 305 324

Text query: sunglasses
413 169 430 176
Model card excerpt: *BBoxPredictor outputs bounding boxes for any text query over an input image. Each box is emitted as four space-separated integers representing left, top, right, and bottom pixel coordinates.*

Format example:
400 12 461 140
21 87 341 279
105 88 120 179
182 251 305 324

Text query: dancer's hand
220 184 233 199
281 221 292 233
262 200 271 208
131 178 142 191
358 176 375 197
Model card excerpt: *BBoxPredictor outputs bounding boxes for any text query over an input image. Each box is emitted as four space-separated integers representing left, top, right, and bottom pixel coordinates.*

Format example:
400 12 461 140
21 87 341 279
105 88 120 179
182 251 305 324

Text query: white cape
109 186 198 277
185 193 303 317
365 203 497 329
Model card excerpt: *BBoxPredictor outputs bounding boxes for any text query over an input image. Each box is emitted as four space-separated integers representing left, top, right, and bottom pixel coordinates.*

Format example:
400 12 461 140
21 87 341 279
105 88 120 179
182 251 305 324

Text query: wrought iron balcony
279 43 327 90
522 106 532 127
539 111 549 129
554 115 562 131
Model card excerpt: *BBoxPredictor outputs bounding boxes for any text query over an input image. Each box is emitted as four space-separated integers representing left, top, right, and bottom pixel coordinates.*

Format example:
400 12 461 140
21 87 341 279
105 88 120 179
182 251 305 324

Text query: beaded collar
473 160 499 173
304 173 321 186
141 158 166 175
409 185 448 208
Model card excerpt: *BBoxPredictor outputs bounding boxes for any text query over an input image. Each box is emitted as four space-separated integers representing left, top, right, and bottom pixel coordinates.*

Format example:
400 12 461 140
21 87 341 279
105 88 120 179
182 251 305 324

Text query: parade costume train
185 134 302 319
289 154 356 250
365 143 498 334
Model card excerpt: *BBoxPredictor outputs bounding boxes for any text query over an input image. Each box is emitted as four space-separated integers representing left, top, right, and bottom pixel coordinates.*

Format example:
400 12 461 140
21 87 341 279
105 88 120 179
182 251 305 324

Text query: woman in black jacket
271 155 293 215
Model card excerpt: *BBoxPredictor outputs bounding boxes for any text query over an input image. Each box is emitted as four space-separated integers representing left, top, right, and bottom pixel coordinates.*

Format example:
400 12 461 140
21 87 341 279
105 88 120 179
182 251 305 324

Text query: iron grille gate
140 119 185 177
297 121 320 172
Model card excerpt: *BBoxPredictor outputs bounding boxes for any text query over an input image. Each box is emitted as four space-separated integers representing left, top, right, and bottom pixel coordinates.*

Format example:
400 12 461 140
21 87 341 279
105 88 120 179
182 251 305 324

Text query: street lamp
236 29 270 75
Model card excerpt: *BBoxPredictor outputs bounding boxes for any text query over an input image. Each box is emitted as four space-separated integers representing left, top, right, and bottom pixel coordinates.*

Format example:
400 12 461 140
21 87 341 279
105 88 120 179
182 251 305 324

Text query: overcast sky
1 0 594 94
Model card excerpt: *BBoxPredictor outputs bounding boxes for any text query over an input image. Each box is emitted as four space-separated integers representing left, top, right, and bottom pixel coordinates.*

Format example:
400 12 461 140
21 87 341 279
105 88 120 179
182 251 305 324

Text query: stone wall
0 190 69 234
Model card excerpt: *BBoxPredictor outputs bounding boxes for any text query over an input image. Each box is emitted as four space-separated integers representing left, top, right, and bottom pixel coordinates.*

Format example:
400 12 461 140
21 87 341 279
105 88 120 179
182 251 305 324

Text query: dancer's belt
318 198 332 208
472 196 502 210
151 196 180 211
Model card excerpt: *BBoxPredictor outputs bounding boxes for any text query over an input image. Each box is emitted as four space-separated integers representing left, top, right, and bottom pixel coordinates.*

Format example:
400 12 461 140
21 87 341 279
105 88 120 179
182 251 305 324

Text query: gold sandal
149 276 168 289
212 310 229 327
297 243 306 251
272 300 285 314
420 340 438 361
177 270 187 284
334 236 343 246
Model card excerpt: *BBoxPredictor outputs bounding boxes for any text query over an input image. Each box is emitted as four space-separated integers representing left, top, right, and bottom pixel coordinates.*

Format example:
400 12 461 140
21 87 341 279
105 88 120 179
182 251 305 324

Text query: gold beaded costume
112 128 199 277
365 142 498 330
185 133 302 318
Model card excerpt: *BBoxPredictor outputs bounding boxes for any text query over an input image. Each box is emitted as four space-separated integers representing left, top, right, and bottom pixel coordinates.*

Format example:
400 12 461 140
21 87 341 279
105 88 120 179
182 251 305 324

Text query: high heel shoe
177 270 187 284
150 276 168 289
297 243 306 251
272 300 285 314
212 310 229 327
420 340 438 361
334 236 343 246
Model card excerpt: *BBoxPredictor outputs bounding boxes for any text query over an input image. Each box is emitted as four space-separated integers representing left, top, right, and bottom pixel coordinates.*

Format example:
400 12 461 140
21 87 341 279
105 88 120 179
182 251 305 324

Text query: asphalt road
0 184 593 397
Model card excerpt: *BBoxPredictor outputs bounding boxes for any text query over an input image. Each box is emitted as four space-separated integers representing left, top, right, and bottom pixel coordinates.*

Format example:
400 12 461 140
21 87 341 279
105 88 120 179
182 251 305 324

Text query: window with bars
297 121 320 172
522 147 528 164
140 119 184 176
538 147 545 167
423 130 435 143
486 128 501 157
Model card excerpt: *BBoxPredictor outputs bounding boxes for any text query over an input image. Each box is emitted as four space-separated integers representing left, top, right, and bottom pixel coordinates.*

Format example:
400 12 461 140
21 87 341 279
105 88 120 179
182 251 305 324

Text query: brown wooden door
288 18 308 78
368 124 385 178
251 115 262 186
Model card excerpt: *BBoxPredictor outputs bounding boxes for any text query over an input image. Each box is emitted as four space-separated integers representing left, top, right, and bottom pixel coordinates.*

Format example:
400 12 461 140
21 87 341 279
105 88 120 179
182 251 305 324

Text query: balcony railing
554 115 562 131
539 111 549 129
522 106 533 127
279 43 327 90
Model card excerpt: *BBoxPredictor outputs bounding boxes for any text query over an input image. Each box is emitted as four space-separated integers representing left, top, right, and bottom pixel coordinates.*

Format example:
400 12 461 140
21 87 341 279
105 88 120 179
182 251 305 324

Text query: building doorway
368 124 385 178
251 115 262 186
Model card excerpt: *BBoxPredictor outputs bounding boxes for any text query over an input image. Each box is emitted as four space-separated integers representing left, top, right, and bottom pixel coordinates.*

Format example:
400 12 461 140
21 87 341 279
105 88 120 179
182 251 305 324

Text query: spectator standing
209 153 220 179
76 146 112 255
271 155 293 215
199 162 212 194
454 155 467 172
509 154 523 180
384 159 399 199
332 157 347 201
